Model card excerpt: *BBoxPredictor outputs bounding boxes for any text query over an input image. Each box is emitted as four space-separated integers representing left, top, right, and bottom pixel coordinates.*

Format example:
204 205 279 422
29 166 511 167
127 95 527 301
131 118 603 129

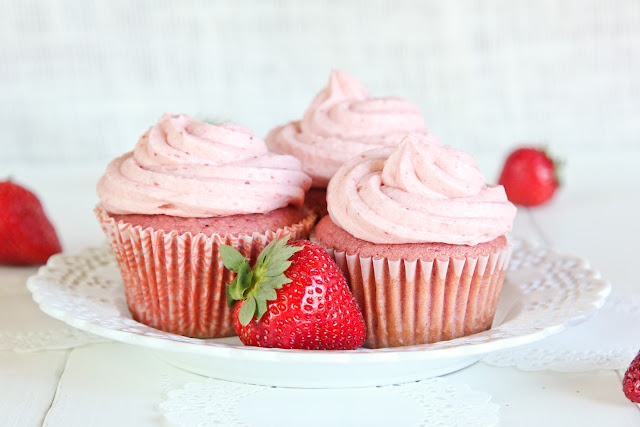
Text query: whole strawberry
220 237 365 350
0 180 62 265
623 349 640 403
498 147 560 206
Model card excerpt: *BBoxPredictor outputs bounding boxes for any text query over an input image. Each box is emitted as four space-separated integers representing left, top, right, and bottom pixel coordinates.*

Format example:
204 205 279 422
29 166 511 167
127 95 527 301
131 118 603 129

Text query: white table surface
1 150 639 426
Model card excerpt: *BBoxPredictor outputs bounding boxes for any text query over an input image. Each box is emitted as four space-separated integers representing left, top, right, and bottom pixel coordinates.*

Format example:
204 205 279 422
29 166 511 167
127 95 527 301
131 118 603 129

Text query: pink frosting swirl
327 136 517 246
266 70 434 188
98 114 312 217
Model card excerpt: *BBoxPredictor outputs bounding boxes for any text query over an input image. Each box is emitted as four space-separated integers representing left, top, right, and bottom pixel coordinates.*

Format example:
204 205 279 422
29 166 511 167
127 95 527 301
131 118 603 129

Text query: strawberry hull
95 205 315 338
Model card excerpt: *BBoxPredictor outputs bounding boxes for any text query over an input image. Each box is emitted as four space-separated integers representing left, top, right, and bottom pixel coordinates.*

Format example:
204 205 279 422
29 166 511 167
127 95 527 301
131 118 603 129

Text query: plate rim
26 241 612 364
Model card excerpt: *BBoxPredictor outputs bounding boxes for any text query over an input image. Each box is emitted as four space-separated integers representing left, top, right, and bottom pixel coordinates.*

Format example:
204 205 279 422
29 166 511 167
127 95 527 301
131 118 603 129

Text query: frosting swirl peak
327 136 516 246
98 114 312 217
266 70 433 187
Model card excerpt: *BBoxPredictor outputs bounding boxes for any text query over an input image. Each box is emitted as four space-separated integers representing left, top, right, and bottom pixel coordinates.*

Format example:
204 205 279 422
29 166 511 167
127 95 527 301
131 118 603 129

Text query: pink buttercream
98 114 312 217
266 70 435 188
327 136 517 246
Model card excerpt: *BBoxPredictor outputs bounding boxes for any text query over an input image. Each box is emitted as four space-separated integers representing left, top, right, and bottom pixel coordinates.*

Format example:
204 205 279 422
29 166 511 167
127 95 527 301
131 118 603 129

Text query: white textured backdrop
1 0 639 168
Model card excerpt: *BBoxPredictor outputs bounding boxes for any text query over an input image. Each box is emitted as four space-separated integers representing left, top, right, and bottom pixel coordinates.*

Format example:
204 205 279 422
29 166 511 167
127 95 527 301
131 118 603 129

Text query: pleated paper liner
323 244 512 348
95 205 316 338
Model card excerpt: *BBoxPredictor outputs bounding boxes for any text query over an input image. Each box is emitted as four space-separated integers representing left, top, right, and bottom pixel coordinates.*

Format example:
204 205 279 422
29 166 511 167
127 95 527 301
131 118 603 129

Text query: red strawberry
623 349 640 403
220 237 365 350
0 180 62 265
498 147 560 206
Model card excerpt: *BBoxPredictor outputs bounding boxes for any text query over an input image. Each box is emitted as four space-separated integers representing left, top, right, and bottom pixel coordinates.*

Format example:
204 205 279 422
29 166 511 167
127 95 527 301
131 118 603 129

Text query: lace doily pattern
159 378 500 427
26 241 610 385
483 292 639 371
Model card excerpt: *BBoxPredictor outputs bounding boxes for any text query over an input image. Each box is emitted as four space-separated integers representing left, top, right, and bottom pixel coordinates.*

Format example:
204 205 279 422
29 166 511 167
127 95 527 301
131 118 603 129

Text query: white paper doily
0 266 104 352
483 291 640 371
26 241 610 387
159 377 500 427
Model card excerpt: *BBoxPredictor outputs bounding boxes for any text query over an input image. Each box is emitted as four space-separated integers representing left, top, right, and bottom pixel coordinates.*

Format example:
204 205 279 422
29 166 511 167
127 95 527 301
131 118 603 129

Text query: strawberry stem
220 237 302 325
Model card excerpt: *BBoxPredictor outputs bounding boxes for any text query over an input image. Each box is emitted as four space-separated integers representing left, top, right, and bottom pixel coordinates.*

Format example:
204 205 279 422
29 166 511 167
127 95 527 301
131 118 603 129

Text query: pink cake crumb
109 206 309 236
314 215 507 261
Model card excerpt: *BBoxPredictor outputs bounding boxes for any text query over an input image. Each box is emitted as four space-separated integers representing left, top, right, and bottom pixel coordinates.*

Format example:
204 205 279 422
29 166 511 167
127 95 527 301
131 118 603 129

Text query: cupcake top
97 114 312 217
265 70 433 188
327 136 517 246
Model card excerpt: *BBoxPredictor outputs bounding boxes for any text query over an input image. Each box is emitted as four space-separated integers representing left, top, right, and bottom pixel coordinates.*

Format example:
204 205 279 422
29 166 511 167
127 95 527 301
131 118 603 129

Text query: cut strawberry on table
0 180 62 265
623 349 640 403
498 147 560 207
220 237 366 350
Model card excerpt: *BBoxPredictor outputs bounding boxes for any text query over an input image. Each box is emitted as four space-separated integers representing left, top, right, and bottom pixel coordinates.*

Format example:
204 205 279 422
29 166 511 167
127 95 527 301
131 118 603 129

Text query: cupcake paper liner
323 244 512 348
95 205 316 338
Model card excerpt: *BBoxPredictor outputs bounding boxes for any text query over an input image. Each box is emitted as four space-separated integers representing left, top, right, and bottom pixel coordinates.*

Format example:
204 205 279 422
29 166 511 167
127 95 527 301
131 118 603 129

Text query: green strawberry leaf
227 276 242 302
257 286 278 301
256 237 286 267
261 275 291 290
226 283 235 308
270 245 303 263
228 262 252 301
263 259 293 277
238 297 257 326
220 245 246 273
256 297 268 320
224 237 303 324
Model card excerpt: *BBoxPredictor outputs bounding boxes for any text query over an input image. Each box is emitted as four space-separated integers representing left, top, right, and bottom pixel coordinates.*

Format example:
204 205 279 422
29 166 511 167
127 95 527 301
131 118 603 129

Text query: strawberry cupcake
314 136 517 348
266 70 437 216
96 114 314 338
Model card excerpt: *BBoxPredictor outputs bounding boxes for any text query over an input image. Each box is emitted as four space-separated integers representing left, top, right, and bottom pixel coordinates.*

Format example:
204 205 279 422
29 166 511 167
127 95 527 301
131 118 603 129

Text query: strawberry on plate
498 147 560 207
0 180 62 265
220 237 366 350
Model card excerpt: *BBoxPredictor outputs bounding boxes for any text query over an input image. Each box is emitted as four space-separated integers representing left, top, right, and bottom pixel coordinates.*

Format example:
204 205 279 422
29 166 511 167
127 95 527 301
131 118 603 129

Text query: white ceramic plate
27 241 610 388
